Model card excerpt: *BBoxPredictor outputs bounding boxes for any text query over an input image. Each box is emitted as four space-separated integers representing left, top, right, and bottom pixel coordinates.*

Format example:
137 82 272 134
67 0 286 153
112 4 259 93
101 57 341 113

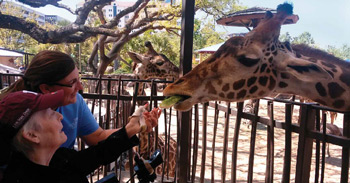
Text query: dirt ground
140 99 347 183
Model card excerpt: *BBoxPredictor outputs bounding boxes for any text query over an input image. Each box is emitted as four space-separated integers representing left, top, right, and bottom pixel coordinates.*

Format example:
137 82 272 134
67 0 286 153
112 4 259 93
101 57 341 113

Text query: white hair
12 112 42 154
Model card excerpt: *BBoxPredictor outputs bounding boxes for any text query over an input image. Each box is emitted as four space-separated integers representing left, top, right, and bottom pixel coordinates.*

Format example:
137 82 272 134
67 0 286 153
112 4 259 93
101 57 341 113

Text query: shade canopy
195 42 225 54
217 7 299 27
0 49 23 57
0 63 21 74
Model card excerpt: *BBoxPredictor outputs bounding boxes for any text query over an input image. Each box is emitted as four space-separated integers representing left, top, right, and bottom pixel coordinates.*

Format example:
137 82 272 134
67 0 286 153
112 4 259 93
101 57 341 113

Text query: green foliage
280 31 350 60
0 2 38 52
327 44 350 60
280 31 315 45
196 0 244 19
193 18 225 60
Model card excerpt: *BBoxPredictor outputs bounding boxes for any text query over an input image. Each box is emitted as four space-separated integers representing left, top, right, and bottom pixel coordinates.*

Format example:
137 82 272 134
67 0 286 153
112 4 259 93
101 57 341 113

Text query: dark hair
0 50 76 99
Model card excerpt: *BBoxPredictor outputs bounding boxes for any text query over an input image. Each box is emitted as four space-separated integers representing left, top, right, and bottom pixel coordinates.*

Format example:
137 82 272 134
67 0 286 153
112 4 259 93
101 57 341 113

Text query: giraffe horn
145 41 158 56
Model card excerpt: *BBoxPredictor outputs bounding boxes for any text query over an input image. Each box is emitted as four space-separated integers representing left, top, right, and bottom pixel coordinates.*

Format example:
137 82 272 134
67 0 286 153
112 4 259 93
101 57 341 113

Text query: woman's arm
81 104 161 145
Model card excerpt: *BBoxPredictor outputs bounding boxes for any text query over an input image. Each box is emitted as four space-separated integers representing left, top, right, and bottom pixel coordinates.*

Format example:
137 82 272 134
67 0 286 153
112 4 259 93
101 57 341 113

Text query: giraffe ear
127 52 150 64
277 58 333 82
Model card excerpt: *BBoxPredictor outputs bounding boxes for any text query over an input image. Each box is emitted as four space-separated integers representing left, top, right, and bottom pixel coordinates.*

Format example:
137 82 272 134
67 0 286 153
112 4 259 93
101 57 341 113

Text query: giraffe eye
156 61 164 66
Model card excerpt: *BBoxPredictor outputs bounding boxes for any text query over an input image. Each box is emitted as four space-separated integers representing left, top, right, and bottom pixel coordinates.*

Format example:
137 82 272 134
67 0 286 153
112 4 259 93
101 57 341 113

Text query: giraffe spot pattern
284 42 292 52
328 82 345 98
249 86 258 94
260 64 267 73
233 79 246 90
272 69 277 77
340 73 350 87
253 66 259 74
219 92 225 98
200 69 209 78
280 72 290 79
211 63 219 72
266 68 271 73
315 82 327 97
333 100 345 108
237 90 247 99
279 82 288 88
227 92 235 99
222 83 230 92
268 76 276 90
205 81 217 95
258 76 268 86
247 77 257 87
217 79 223 85
268 57 273 63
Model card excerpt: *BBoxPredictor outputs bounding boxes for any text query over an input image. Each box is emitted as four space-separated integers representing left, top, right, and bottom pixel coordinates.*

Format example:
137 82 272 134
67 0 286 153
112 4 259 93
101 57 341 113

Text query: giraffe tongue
160 95 184 109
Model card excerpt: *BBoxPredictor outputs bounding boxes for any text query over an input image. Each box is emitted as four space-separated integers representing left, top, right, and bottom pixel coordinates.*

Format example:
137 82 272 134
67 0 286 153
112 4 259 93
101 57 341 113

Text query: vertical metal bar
314 109 321 183
265 101 274 183
295 105 316 183
320 113 327 183
178 0 195 181
341 113 350 183
0 73 3 89
200 102 208 183
282 103 292 183
231 102 244 183
191 104 199 183
247 99 260 183
211 102 219 183
221 102 231 182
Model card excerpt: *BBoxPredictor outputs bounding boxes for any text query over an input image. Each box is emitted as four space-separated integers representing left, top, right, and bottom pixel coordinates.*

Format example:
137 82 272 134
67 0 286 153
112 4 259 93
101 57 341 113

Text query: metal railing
1 73 349 183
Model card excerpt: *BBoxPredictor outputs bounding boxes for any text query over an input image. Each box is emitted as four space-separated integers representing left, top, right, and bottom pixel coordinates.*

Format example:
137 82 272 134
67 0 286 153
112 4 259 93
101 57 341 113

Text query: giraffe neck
274 44 350 111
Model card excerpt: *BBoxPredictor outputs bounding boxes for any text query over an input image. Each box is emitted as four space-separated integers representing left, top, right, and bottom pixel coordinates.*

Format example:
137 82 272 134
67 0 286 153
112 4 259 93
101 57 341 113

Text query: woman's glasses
49 78 82 88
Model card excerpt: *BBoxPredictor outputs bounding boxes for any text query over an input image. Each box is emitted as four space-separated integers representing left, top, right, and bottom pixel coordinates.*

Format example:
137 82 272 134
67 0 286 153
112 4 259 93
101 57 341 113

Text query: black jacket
2 127 139 183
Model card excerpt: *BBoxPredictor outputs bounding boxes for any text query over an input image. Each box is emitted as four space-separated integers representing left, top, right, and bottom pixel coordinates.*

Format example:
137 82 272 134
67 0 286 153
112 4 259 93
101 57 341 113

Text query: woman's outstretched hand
125 103 162 138
142 105 162 133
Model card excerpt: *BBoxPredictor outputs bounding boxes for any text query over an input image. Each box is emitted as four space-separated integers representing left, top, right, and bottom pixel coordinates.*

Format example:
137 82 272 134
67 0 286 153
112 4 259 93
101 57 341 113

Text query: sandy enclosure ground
92 88 347 182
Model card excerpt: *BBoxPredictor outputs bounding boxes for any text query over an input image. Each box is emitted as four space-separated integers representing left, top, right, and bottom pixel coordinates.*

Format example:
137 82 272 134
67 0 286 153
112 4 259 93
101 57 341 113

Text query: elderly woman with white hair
0 90 161 183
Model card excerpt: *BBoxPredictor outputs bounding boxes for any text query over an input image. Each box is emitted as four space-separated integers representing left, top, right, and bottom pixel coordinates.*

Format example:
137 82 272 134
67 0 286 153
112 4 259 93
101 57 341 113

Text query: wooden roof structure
216 7 299 28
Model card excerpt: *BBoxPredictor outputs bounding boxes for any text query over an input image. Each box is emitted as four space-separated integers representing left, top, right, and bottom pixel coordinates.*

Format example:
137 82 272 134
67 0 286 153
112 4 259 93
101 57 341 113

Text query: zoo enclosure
1 73 349 183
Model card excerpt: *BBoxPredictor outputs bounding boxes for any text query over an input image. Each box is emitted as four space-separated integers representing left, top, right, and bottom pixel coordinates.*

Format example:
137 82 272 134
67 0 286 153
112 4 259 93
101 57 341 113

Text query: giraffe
163 3 350 113
125 41 178 178
127 41 179 81
243 44 341 127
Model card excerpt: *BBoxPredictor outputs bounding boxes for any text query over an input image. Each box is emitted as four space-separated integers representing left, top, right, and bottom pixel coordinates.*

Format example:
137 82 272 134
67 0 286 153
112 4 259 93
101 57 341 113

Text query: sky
30 0 350 49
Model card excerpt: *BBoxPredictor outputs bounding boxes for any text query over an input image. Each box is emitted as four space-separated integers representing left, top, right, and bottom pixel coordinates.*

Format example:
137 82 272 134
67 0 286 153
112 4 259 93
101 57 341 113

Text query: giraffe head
128 41 179 80
163 3 338 111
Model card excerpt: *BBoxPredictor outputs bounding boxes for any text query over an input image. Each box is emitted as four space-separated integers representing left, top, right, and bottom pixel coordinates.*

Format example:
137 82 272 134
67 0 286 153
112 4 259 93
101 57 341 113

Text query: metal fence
1 73 349 183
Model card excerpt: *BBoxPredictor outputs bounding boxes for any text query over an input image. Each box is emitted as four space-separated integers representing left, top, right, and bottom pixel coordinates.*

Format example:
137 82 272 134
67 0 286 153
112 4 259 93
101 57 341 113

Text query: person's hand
126 103 161 137
142 106 161 133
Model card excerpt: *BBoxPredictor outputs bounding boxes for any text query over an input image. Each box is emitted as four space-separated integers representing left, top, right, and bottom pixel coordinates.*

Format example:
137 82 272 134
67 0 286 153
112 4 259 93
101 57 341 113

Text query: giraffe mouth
160 95 191 110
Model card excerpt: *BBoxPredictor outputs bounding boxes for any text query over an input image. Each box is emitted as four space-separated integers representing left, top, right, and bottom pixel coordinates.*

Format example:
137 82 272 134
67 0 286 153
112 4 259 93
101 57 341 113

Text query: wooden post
177 0 195 181
295 105 316 183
